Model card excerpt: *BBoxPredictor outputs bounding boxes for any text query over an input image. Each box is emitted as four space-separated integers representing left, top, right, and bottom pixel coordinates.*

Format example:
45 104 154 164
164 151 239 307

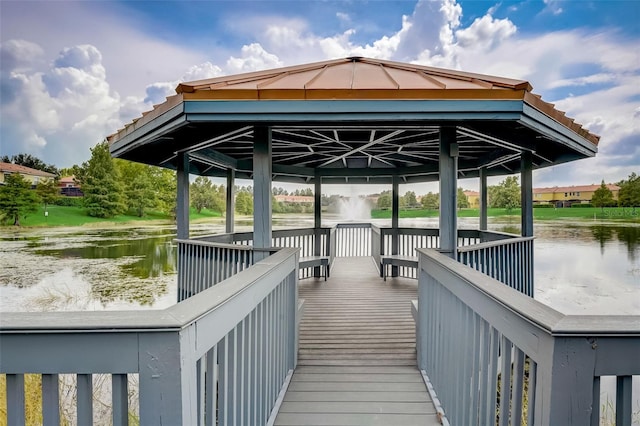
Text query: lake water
0 216 638 315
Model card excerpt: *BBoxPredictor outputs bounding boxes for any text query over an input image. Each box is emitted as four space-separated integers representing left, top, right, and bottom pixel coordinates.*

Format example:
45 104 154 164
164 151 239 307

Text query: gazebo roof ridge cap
175 56 535 94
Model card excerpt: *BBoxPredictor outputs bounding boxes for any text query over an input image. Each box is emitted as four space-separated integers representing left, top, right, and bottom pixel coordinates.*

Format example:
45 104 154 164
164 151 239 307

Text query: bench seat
381 255 418 281
299 256 330 281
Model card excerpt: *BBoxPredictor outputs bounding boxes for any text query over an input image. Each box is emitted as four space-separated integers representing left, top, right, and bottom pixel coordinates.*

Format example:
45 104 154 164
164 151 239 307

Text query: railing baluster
498 337 512 426
527 358 537 426
205 346 217 426
616 375 632 425
7 374 26 426
77 373 93 425
511 347 525 425
112 374 129 426
42 373 60 425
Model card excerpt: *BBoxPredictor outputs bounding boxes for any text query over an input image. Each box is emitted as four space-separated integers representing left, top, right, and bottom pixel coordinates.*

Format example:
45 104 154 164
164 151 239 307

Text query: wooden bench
299 256 330 281
381 255 418 281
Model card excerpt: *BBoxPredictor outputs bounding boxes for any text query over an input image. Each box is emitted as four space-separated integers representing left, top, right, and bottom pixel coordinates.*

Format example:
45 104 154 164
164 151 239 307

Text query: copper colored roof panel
111 57 598 146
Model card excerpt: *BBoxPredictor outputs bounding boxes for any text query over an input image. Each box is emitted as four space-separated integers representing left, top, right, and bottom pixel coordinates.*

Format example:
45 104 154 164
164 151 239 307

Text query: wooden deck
275 257 440 426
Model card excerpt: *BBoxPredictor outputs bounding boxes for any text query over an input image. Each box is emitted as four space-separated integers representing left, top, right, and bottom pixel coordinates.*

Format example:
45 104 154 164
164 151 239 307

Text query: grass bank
8 205 223 228
371 207 639 222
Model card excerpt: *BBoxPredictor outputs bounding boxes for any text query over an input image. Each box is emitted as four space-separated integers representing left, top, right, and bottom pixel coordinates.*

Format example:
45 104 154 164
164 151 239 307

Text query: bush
53 196 84 207
571 203 592 208
533 204 554 208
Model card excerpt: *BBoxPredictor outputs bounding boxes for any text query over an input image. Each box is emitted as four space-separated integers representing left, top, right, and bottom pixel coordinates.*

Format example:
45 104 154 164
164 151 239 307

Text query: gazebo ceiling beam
177 126 253 153
189 149 238 170
458 127 533 153
319 129 405 167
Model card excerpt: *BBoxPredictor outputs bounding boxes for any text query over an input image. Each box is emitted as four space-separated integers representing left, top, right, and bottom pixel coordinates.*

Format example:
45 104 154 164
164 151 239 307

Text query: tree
2 153 58 175
421 192 439 210
488 176 521 211
115 160 159 217
403 191 418 208
81 141 125 218
190 176 214 213
235 189 253 215
149 167 176 217
36 178 59 210
591 180 616 212
0 173 40 226
377 190 391 209
618 172 640 211
457 188 469 209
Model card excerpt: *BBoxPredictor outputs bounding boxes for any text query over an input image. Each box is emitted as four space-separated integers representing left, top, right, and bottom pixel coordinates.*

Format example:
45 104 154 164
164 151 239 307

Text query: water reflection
1 218 638 314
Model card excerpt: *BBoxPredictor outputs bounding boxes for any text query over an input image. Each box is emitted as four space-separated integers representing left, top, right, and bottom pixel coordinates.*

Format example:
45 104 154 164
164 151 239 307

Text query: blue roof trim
110 103 186 157
520 104 597 158
183 99 525 115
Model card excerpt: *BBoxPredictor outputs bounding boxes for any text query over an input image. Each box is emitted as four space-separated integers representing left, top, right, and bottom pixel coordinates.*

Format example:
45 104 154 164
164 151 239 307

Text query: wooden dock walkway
274 257 440 426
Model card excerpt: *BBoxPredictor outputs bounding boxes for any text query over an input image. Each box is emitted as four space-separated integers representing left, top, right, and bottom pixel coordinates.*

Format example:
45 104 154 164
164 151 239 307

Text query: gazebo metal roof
109 57 599 184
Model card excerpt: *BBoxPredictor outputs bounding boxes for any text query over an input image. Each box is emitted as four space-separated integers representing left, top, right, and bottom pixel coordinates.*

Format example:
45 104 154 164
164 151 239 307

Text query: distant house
533 184 620 207
58 175 83 197
274 195 314 204
0 162 56 188
463 190 479 208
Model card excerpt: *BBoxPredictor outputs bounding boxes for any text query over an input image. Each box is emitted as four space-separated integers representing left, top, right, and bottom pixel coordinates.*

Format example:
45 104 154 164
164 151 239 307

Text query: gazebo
6 58 637 426
108 57 598 258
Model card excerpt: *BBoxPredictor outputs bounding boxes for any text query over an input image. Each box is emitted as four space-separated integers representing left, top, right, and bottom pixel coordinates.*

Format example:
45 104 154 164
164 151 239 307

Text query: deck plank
274 257 439 426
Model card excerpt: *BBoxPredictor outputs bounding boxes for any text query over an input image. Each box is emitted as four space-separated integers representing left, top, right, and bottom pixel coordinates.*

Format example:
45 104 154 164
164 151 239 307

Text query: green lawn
6 205 638 228
9 206 223 228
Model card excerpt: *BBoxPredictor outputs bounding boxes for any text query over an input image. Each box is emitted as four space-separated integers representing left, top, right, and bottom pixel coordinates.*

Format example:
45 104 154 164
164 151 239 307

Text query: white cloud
226 43 284 73
455 14 517 49
0 39 44 72
543 0 563 15
336 12 351 24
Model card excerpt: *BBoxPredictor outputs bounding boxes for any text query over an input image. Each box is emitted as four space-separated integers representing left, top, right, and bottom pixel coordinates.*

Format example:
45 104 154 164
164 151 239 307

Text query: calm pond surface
0 216 638 315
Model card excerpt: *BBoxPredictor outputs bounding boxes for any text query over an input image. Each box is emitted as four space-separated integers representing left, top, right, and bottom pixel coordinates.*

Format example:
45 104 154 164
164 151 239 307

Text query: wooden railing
177 240 260 301
0 247 300 426
416 248 640 426
334 223 372 257
457 236 535 297
194 228 333 280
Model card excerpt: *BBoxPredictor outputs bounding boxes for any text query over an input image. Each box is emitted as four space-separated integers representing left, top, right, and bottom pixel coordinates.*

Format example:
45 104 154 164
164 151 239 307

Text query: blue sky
1 0 638 193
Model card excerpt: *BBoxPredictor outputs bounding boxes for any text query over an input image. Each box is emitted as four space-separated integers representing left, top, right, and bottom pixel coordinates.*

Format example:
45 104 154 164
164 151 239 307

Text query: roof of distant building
533 184 620 194
0 162 56 178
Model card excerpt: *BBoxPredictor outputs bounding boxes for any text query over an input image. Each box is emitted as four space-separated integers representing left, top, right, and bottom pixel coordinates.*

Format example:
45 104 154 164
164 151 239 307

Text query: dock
275 257 440 426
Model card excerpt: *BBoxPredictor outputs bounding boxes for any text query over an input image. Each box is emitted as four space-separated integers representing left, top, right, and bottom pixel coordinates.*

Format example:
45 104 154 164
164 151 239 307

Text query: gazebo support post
226 169 235 234
479 167 488 231
521 152 534 237
391 175 400 277
314 173 322 277
176 152 190 240
253 126 272 262
439 126 458 259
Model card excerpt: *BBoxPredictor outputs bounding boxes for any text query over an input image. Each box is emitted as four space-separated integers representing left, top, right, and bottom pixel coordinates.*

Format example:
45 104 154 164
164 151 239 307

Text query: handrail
1 247 300 425
416 248 640 425
457 235 535 296
457 235 535 252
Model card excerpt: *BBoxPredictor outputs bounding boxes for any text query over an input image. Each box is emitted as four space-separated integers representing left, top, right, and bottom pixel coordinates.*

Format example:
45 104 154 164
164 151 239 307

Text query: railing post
253 125 272 262
314 173 322 277
439 126 458 258
538 336 597 425
391 176 400 276
176 152 190 240
479 167 488 231
138 330 191 425
226 168 235 234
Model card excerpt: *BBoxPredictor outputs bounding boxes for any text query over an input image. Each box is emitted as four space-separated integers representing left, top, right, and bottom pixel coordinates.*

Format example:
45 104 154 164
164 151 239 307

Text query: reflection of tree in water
590 226 615 255
616 226 640 262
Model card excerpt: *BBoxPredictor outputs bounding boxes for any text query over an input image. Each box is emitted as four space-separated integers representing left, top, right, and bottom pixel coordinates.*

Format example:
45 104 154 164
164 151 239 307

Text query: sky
1 0 639 195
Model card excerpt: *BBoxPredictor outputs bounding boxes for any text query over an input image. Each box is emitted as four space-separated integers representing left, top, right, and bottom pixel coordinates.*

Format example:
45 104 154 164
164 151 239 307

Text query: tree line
2 143 639 226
